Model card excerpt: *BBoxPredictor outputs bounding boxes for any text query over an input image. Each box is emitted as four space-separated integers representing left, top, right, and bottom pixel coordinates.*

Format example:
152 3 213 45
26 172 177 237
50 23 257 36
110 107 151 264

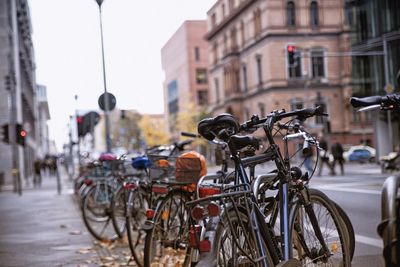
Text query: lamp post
94 0 112 152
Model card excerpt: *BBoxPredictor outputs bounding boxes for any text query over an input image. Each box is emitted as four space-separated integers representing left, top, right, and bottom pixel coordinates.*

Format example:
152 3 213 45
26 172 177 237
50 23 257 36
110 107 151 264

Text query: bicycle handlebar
350 94 400 109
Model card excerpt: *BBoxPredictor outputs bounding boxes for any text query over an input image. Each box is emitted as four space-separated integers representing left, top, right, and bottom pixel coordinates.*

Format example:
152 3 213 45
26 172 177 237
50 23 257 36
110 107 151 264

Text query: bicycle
188 106 352 266
351 93 400 267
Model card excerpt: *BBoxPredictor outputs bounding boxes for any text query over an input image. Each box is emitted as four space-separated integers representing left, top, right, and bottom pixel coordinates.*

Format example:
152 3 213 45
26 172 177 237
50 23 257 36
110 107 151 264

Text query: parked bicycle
187 106 353 266
351 93 400 267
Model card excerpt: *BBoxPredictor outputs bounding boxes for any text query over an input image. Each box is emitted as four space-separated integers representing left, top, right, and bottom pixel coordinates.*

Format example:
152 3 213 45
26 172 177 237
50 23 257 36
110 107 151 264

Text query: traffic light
16 123 27 147
76 116 85 137
1 124 9 144
120 109 126 119
287 45 296 66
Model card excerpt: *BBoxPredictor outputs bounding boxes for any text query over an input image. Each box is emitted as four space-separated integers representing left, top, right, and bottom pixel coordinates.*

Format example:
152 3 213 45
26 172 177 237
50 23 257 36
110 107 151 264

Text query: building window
244 107 250 120
287 47 301 78
222 4 226 18
311 50 325 78
344 2 353 26
211 13 217 27
242 64 248 92
310 1 319 27
240 20 245 47
258 103 265 117
290 98 304 111
230 27 237 52
212 42 218 64
229 0 234 12
314 92 326 125
197 90 208 106
214 78 220 104
287 1 296 27
256 54 263 85
196 68 208 84
194 46 200 61
254 9 262 38
167 80 179 114
223 34 227 56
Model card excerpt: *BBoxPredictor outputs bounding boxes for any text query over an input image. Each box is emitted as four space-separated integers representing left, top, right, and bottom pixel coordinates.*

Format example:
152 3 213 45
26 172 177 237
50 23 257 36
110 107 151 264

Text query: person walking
33 159 42 187
331 141 345 175
318 136 334 175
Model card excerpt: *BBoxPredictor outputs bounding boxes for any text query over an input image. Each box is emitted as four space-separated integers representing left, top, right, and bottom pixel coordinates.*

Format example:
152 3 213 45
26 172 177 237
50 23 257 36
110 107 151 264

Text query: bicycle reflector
123 182 137 190
189 225 202 248
191 205 205 220
199 239 211 252
207 202 221 217
146 209 155 219
199 186 221 198
84 179 93 185
157 159 169 168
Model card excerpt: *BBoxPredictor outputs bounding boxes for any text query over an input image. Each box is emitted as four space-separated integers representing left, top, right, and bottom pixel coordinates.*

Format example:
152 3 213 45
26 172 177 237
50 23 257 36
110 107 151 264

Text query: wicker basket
175 157 203 183
147 154 176 181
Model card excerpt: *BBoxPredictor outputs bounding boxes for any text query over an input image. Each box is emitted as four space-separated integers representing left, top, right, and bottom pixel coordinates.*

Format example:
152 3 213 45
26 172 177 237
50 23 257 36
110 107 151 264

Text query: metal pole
74 95 81 167
383 37 393 151
97 2 112 152
68 116 75 179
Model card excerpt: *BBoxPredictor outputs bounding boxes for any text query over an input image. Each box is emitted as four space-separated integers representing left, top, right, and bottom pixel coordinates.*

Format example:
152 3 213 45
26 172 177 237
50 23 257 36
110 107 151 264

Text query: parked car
343 145 376 162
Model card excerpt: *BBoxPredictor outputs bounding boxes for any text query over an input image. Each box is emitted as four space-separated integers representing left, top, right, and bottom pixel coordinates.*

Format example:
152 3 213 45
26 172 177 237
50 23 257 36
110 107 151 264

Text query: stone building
205 0 366 146
0 0 39 190
161 20 210 136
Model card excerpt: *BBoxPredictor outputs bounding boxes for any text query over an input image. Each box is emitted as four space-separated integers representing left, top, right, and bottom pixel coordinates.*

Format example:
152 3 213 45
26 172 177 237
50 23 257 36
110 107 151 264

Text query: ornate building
205 0 365 146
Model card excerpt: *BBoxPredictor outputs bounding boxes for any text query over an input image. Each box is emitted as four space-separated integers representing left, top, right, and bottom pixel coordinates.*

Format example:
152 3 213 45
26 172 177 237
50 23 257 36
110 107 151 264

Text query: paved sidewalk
0 173 97 267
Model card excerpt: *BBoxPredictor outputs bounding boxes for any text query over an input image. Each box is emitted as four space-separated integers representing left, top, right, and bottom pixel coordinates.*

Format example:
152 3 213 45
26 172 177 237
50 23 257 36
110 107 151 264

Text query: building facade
0 0 39 190
349 0 400 157
161 20 210 136
205 0 366 146
36 84 51 158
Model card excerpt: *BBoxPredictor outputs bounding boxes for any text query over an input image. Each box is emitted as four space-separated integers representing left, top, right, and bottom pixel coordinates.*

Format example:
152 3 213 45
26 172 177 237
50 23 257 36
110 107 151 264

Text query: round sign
98 92 116 111
384 84 394 94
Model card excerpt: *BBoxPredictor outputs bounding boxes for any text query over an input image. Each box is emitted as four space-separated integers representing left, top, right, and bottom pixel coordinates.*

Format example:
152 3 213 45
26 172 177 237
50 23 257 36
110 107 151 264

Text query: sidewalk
0 172 97 267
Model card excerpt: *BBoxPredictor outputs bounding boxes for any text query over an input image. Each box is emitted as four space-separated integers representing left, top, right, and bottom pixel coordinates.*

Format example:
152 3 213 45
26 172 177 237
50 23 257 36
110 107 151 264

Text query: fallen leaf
59 224 68 229
69 230 82 235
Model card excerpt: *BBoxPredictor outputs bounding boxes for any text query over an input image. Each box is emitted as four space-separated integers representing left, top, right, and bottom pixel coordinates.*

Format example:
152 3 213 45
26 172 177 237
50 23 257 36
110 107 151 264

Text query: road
0 162 393 266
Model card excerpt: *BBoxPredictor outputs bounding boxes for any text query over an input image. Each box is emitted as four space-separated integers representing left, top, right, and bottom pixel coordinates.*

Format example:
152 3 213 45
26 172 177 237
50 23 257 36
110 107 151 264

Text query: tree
112 110 142 151
139 115 170 148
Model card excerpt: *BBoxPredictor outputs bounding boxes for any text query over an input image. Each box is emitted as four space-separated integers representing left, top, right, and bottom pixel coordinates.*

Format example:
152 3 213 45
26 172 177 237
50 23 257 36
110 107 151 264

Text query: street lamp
94 0 112 152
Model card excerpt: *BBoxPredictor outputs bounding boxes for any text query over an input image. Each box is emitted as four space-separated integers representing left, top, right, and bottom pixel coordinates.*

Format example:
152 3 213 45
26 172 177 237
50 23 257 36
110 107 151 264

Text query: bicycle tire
126 187 149 267
332 200 355 260
143 189 193 267
110 186 127 238
204 207 274 267
81 183 119 241
290 188 351 267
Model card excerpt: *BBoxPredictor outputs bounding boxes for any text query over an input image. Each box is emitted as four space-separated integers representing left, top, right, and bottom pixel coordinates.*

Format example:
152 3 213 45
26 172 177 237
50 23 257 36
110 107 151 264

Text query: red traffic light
20 130 27 137
76 116 83 123
287 45 295 53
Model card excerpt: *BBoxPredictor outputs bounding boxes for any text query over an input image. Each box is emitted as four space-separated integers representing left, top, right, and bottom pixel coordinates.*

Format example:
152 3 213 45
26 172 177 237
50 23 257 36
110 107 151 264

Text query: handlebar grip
350 96 383 108
181 132 199 138
302 141 311 156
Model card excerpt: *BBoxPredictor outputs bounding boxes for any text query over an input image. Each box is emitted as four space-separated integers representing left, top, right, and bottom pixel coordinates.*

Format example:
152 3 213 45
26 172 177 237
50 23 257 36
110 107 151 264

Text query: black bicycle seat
197 113 240 141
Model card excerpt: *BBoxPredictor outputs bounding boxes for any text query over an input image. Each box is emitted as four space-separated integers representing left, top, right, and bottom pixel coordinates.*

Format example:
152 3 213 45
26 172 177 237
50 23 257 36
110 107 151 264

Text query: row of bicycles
74 104 361 267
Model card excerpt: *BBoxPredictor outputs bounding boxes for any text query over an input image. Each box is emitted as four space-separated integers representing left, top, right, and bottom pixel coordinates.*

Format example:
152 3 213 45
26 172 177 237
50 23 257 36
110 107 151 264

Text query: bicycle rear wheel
126 188 149 267
143 189 192 267
290 188 351 266
111 187 127 238
81 182 119 241
211 207 274 267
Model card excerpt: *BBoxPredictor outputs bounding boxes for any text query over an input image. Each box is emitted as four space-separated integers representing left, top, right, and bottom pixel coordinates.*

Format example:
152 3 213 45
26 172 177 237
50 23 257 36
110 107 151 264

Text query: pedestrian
33 159 42 187
331 141 345 175
317 136 334 175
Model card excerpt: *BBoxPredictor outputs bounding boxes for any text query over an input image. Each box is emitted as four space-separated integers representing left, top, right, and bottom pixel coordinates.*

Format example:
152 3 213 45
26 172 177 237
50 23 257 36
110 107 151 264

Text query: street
0 163 391 266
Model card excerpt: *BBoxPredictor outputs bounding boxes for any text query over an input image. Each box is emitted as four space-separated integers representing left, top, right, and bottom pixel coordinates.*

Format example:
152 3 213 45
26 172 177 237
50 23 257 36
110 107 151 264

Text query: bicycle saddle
197 113 240 141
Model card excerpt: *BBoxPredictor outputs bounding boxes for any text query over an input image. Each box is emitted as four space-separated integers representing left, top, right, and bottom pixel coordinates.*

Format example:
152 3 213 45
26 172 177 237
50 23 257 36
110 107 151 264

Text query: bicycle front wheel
290 188 351 267
143 189 192 267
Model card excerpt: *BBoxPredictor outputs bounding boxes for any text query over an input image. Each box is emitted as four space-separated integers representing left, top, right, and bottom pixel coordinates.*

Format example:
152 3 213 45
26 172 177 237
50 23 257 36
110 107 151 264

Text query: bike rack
377 175 399 267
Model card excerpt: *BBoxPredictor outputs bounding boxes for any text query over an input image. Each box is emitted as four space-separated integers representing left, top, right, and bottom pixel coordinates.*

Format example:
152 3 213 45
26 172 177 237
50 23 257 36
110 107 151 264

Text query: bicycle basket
175 151 207 183
148 154 176 181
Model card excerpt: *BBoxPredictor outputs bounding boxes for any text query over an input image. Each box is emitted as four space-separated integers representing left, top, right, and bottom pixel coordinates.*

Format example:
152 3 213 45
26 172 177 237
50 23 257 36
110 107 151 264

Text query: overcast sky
28 0 215 150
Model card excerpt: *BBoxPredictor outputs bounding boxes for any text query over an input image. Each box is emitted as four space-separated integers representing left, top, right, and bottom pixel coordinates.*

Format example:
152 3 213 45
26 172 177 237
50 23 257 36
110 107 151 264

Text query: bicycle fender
196 216 220 267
